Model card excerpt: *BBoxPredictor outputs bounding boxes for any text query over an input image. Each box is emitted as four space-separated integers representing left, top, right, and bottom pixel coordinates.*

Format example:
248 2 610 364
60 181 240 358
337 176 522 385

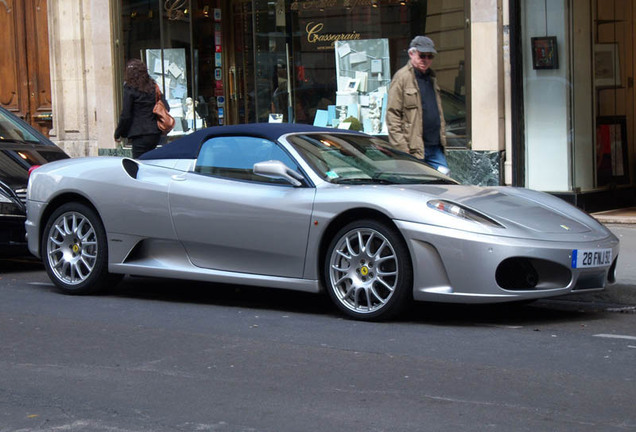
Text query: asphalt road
1 258 635 432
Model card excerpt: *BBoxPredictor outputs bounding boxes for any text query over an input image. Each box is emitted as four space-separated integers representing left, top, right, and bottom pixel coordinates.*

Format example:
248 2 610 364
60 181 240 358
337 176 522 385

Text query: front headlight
427 199 504 228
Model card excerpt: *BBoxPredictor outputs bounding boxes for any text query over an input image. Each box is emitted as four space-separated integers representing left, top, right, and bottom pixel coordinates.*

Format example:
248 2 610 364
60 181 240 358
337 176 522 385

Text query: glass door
224 0 291 124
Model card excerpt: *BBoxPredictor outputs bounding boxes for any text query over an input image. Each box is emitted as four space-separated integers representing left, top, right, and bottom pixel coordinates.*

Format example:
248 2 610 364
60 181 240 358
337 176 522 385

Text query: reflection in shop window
120 0 206 138
146 49 202 137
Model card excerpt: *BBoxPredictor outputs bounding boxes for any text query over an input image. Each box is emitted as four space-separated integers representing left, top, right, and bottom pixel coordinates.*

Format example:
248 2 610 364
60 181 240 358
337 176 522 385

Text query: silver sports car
25 124 619 320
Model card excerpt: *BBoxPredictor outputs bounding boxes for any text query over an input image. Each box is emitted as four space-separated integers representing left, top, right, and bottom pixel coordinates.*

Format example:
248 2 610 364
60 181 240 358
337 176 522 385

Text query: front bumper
396 220 620 303
24 200 46 259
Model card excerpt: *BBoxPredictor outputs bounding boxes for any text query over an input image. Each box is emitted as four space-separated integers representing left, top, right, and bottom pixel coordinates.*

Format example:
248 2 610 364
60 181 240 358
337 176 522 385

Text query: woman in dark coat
114 59 169 158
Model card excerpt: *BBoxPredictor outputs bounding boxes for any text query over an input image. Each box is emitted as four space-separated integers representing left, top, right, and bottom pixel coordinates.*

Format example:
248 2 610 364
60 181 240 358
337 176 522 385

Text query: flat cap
409 36 437 54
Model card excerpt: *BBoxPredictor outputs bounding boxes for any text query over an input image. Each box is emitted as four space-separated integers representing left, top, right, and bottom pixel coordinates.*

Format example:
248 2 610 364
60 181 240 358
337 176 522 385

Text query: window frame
194 135 304 185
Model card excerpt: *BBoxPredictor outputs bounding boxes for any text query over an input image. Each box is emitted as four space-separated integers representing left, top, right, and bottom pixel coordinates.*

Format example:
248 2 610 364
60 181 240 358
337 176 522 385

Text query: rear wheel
42 202 118 294
324 219 413 321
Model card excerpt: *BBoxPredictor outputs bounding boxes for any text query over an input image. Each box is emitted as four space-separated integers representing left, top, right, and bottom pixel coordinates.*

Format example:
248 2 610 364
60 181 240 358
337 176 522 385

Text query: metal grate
573 272 606 291
15 187 27 205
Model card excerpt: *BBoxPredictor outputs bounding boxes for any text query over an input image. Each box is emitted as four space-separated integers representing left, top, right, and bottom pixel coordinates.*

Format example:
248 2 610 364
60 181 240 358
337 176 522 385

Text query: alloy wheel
46 211 98 285
328 227 399 315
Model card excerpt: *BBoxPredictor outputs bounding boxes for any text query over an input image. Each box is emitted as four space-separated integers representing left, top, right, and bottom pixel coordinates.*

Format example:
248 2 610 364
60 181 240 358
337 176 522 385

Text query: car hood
397 184 613 241
450 188 589 233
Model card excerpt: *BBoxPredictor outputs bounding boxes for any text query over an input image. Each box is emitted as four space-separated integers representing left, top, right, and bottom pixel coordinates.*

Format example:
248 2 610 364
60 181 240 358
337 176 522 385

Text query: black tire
324 219 413 321
41 202 119 294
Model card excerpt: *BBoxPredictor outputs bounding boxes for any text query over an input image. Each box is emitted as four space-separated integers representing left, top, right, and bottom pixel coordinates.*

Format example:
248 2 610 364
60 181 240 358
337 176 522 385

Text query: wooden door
0 0 52 136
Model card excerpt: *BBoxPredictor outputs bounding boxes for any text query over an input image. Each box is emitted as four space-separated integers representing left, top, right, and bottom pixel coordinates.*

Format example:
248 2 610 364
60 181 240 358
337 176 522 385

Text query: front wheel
42 202 117 294
324 219 413 321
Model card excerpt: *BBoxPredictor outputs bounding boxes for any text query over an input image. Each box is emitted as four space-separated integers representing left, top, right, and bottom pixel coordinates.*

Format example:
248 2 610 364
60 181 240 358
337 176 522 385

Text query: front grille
573 272 606 291
15 188 27 205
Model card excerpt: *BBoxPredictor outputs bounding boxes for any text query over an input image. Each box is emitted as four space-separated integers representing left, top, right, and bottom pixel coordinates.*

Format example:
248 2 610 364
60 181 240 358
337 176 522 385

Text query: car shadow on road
106 275 613 326
108 275 339 318
406 298 613 327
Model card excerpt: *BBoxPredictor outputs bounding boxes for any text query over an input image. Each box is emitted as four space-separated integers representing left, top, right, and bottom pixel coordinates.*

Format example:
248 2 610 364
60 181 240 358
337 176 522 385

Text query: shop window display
146 48 204 136
311 39 390 134
118 0 468 148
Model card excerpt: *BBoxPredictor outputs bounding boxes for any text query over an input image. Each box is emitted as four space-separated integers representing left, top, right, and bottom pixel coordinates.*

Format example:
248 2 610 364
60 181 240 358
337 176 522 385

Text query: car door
169 135 315 278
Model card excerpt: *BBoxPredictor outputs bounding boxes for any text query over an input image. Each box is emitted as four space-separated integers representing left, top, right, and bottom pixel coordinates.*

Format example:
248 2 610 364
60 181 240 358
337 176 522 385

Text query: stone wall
47 0 118 158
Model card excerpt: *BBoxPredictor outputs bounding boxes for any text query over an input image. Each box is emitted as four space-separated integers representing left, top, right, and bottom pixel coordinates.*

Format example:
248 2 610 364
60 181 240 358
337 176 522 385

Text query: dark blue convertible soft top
138 123 353 160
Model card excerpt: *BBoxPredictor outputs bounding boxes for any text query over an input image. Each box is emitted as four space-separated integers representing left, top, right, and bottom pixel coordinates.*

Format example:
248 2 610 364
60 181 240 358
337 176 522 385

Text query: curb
592 207 636 225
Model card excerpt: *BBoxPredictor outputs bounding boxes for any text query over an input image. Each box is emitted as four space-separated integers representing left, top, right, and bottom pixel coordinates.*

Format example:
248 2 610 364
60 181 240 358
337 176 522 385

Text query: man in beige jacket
386 36 449 174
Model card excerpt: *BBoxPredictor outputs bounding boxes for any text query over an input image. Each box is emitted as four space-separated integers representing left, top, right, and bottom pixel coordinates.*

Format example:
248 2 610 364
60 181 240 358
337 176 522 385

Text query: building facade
509 0 635 209
2 0 634 210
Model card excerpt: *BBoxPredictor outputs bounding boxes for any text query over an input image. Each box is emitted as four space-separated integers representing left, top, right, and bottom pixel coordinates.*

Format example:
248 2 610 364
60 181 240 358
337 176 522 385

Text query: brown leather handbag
153 84 175 134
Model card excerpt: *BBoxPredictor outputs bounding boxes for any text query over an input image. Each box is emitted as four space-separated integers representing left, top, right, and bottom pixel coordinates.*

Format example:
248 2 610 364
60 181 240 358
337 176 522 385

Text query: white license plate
572 249 612 268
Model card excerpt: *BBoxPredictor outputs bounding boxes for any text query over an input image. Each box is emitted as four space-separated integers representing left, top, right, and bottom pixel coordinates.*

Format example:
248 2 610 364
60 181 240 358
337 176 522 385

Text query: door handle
229 66 237 101
32 113 53 121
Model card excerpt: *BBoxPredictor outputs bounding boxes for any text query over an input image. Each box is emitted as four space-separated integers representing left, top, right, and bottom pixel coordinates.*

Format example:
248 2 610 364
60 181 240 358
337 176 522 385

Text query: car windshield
0 110 42 144
286 133 457 185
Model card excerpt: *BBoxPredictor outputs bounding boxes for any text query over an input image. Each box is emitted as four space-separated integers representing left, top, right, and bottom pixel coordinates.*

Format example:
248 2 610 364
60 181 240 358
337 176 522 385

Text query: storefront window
289 0 467 140
119 0 468 145
120 1 205 137
521 0 633 192
593 0 633 187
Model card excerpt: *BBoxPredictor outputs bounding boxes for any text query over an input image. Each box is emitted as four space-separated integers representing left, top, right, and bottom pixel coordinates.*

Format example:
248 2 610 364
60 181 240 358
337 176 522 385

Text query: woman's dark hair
124 58 156 94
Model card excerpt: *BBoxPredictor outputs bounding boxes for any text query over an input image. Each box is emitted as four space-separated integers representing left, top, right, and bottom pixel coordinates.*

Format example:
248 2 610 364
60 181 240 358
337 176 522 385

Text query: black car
0 106 69 256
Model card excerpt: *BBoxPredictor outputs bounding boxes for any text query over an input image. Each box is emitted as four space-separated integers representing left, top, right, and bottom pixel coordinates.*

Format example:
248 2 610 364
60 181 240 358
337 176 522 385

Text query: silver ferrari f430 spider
25 124 619 320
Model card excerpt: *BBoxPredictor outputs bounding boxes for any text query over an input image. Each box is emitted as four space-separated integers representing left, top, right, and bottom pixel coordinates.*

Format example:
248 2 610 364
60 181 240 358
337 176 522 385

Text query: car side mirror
253 160 303 186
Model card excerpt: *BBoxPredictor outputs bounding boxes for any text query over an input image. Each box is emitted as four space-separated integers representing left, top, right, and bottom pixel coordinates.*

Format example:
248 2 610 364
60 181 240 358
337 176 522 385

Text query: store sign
291 0 402 10
165 0 187 21
295 0 388 52
301 21 362 51
290 0 406 11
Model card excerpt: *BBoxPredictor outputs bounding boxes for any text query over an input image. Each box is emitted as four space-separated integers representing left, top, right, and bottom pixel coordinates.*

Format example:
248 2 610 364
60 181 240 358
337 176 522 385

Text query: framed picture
531 36 558 70
595 44 621 88
596 116 629 186
346 78 361 92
